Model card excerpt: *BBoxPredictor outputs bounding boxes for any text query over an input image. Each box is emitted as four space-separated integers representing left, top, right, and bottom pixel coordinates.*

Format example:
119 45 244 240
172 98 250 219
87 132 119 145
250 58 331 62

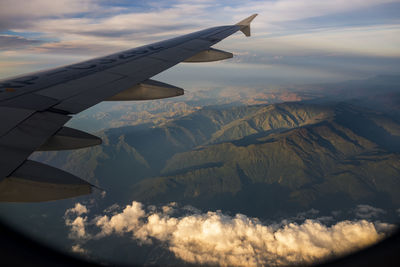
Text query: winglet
236 14 258 37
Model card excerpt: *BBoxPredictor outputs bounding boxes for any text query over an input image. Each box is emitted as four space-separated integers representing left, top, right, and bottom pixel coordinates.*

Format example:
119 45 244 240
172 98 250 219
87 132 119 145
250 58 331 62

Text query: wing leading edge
0 14 257 202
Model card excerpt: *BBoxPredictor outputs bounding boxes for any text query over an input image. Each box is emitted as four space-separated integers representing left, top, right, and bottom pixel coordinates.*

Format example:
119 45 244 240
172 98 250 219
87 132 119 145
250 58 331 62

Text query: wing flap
36 71 123 100
150 39 211 62
0 93 59 111
107 79 184 101
0 160 92 202
0 111 70 179
184 48 233 62
0 107 35 137
38 126 102 151
105 57 172 78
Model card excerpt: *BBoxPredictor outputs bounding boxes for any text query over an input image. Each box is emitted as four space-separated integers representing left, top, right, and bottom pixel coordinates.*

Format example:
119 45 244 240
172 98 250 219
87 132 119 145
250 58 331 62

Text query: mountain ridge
31 101 400 218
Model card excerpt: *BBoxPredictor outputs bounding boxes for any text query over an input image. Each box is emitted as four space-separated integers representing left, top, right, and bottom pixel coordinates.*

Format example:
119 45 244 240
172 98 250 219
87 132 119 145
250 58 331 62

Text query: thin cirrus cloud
0 35 42 49
228 0 400 24
0 0 102 31
64 201 395 266
1 0 399 51
0 0 399 80
226 24 400 58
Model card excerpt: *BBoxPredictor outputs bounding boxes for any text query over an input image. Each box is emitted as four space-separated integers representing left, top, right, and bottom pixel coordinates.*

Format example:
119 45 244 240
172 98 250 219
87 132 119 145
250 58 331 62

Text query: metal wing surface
0 14 257 202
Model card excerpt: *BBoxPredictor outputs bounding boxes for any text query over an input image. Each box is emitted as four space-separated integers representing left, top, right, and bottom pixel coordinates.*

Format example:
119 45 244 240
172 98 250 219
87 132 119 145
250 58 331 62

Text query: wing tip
236 14 258 26
236 14 258 37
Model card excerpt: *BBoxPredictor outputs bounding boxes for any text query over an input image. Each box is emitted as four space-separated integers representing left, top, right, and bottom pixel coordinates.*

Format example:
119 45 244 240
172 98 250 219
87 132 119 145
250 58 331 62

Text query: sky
1 0 400 87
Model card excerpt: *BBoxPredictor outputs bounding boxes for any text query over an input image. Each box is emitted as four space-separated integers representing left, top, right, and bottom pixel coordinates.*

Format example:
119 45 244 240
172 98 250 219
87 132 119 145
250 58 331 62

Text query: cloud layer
1 0 399 54
64 201 394 266
1 0 399 80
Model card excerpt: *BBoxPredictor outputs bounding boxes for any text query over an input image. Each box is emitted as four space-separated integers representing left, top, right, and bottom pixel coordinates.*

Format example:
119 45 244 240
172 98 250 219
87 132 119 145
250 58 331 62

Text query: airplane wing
0 14 257 202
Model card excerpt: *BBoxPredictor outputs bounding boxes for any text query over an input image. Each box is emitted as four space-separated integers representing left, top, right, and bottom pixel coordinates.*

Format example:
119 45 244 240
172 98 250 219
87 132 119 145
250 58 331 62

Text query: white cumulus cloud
65 202 89 216
71 244 89 255
64 201 395 266
65 203 90 240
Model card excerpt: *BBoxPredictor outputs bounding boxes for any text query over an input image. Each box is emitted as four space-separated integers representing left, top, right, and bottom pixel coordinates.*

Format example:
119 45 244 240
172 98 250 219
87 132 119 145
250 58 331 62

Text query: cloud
65 203 90 240
66 216 89 240
66 203 89 216
71 244 89 255
1 1 209 39
2 1 399 55
65 201 395 266
0 0 97 17
355 204 386 219
1 1 399 80
224 24 400 58
0 0 99 31
227 0 399 26
0 35 42 49
28 41 123 56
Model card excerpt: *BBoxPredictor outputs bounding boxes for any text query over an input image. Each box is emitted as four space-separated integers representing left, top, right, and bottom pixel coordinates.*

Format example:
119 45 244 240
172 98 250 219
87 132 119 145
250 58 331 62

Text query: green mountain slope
31 102 400 217
128 104 400 217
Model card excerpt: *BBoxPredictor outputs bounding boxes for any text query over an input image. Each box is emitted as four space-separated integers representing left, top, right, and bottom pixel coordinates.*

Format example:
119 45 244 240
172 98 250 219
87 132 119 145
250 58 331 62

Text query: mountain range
32 100 400 220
